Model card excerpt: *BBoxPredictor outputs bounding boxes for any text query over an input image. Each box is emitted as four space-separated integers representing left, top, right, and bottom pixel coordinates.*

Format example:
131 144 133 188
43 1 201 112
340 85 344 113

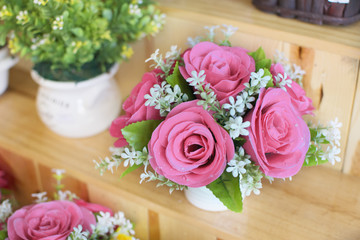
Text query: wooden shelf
157 0 360 58
1 1 360 239
1 65 360 240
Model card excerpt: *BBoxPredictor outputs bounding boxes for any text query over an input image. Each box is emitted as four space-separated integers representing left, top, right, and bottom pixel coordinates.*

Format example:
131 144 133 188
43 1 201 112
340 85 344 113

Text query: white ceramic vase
184 186 227 212
0 46 18 95
31 64 121 138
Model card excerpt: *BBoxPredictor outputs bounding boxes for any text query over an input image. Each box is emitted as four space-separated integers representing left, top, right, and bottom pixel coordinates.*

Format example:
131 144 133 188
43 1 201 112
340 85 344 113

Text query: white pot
31 64 121 138
0 47 18 95
184 186 228 212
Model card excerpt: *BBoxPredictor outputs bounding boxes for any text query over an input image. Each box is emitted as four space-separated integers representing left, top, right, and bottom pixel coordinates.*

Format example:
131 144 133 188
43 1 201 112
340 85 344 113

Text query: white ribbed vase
0 47 18 95
31 64 121 138
185 186 227 212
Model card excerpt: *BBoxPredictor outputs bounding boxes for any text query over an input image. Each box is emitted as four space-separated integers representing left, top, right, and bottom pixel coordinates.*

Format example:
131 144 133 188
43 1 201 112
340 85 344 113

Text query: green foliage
121 119 162 151
166 61 195 100
206 171 243 212
263 68 274 88
0 230 7 240
304 127 330 166
120 163 142 179
0 0 164 81
248 47 272 72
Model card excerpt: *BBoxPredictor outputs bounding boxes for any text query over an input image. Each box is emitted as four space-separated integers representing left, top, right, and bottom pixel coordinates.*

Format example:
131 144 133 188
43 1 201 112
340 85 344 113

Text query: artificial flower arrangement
0 0 164 81
95 25 342 212
0 169 137 240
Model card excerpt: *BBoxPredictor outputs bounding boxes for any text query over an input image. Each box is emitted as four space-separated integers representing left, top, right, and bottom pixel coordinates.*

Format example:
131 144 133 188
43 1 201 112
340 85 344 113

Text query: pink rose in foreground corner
270 63 314 115
243 88 310 178
148 100 235 187
74 199 113 216
7 200 96 240
180 41 255 105
110 69 163 147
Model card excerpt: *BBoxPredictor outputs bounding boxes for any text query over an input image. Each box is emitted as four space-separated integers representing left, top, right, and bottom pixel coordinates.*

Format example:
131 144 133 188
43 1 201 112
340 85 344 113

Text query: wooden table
1 0 360 239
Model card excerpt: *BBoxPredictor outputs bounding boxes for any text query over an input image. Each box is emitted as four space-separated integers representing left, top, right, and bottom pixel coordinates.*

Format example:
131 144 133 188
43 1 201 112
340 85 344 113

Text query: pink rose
179 41 255 105
7 200 96 240
270 63 314 115
74 199 113 216
243 88 310 178
148 100 235 187
110 70 163 147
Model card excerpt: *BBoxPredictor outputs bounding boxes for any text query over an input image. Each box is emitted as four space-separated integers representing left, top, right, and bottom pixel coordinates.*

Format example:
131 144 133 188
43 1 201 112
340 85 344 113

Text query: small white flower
32 192 48 203
221 24 238 39
224 116 250 139
322 146 341 165
187 36 202 47
223 96 245 116
129 4 141 15
186 70 206 87
68 225 89 240
274 73 292 91
52 15 64 30
0 199 12 222
204 25 219 41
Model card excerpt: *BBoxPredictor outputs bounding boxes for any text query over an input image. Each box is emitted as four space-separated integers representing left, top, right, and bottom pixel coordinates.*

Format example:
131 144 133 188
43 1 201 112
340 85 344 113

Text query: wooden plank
0 148 40 205
343 63 360 175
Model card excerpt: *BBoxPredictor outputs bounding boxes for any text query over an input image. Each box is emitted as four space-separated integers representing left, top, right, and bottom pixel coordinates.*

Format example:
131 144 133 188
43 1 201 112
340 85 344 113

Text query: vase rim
31 63 119 90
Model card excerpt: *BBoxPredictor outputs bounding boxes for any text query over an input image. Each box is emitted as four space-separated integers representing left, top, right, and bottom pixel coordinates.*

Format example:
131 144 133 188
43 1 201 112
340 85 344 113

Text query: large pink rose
7 200 96 240
179 41 255 105
243 88 310 178
110 70 163 147
270 63 314 115
148 100 234 187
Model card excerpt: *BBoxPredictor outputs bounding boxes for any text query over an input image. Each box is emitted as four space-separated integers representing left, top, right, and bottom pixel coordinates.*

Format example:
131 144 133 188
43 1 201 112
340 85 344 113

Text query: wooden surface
1 64 360 240
1 1 360 238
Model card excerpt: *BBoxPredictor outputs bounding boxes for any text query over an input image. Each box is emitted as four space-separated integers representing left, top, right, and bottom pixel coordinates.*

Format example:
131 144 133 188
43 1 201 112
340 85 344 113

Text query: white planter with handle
31 64 121 138
0 47 18 95
185 186 228 212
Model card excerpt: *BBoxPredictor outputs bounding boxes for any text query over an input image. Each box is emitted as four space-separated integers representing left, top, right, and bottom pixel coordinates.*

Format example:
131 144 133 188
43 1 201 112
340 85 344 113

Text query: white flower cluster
69 211 137 240
187 24 238 47
320 118 342 165
150 13 166 35
129 4 141 15
57 190 78 201
145 82 188 117
52 16 64 30
244 69 272 95
33 0 48 6
0 199 12 223
145 45 181 77
226 147 269 198
94 147 149 175
16 10 28 23
274 50 306 85
140 165 186 194
224 116 250 139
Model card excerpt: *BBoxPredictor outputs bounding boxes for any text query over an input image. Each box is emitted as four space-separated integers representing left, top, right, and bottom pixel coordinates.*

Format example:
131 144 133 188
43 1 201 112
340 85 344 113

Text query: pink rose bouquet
0 169 137 240
97 25 342 212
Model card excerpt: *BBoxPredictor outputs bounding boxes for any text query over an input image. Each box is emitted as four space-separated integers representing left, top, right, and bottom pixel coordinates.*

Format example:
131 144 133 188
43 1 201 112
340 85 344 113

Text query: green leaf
120 164 142 179
0 230 8 240
248 47 272 71
206 171 243 212
303 155 328 167
102 9 113 21
121 120 162 151
166 61 195 100
263 68 274 88
70 28 84 38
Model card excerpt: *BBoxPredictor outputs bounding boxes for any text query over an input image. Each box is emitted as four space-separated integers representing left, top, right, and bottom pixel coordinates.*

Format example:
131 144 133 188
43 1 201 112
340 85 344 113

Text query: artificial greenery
0 0 164 81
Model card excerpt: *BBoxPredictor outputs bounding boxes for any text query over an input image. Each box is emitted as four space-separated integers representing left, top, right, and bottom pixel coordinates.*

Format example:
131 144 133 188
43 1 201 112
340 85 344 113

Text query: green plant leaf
120 164 142 179
0 230 7 240
121 120 162 151
248 47 272 71
70 28 84 38
263 68 274 88
206 171 243 212
166 61 195 100
303 155 328 167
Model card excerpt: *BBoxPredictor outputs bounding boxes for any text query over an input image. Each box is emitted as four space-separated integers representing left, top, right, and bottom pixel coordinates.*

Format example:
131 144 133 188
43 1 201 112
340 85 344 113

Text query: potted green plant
0 0 164 137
